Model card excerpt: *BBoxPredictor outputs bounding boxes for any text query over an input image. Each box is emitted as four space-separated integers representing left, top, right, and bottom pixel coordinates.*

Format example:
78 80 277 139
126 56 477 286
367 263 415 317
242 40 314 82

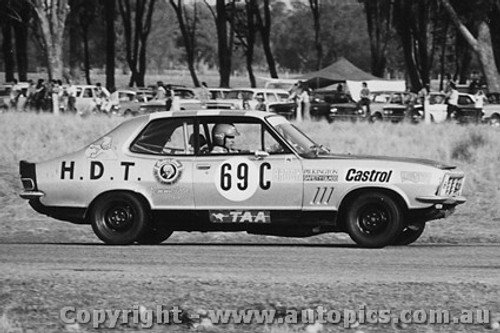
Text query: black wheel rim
103 202 135 232
357 203 391 235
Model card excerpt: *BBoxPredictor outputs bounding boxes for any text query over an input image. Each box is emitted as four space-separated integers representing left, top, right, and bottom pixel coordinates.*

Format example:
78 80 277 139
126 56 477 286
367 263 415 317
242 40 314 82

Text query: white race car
20 110 465 247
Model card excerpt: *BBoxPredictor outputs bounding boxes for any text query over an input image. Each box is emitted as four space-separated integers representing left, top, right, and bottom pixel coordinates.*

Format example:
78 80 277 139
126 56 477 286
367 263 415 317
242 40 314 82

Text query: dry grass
1 112 499 244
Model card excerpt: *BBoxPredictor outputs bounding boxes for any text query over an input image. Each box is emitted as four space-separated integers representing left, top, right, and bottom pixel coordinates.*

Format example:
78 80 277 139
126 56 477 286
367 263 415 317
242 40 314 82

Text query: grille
439 174 464 197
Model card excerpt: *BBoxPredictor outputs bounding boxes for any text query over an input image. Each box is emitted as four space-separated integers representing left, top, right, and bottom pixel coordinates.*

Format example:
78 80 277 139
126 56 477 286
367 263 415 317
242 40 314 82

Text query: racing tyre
90 192 149 245
392 223 425 245
345 192 404 248
136 226 173 245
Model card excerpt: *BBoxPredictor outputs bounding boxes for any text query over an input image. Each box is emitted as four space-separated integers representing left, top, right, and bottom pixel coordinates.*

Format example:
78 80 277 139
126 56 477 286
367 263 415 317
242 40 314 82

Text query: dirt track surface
1 243 499 284
1 243 500 332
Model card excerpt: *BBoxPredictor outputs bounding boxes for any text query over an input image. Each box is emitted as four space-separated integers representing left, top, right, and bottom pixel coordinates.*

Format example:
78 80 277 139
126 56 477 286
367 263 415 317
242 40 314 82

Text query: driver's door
192 117 303 210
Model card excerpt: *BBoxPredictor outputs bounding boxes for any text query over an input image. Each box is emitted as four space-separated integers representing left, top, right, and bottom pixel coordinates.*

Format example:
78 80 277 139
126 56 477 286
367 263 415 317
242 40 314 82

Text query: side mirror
254 150 269 159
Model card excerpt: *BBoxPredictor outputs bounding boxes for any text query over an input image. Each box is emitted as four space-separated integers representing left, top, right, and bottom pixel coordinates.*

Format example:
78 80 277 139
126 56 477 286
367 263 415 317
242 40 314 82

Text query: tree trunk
82 30 91 84
31 0 70 81
1 15 15 82
256 0 277 78
12 2 30 82
216 0 232 87
104 0 116 91
169 0 200 87
441 0 500 93
309 0 322 70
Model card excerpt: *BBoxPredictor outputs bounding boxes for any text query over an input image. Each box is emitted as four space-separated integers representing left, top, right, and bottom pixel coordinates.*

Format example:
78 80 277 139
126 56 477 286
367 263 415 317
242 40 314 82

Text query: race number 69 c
215 157 271 202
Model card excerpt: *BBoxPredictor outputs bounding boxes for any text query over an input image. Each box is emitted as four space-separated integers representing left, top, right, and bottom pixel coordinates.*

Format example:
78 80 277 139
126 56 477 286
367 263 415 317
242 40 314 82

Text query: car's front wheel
392 223 425 245
345 192 404 248
90 192 149 245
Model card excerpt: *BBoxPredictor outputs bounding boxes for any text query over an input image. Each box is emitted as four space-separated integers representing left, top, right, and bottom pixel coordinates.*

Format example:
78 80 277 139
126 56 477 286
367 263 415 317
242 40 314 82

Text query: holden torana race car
19 110 466 247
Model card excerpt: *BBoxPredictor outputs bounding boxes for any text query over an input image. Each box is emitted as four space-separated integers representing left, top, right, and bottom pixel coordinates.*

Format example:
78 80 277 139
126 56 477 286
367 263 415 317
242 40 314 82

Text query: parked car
139 87 204 113
74 85 117 116
204 88 236 110
20 110 465 248
369 91 415 123
225 88 297 119
110 89 147 117
481 92 500 127
426 92 483 124
310 90 366 122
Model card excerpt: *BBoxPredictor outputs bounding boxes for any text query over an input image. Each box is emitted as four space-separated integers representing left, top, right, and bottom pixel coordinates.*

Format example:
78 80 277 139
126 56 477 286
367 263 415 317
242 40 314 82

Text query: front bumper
416 196 466 205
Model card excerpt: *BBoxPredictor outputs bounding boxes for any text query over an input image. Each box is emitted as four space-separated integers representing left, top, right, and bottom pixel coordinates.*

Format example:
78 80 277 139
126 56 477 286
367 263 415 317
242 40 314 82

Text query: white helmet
212 123 239 146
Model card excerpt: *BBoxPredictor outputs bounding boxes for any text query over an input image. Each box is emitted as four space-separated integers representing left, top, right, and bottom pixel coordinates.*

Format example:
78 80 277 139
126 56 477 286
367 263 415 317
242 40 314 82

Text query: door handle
196 164 211 170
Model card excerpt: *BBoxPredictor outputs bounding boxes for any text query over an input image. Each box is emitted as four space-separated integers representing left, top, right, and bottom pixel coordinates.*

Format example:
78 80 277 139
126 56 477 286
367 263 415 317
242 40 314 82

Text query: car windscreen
266 116 327 158
226 90 253 100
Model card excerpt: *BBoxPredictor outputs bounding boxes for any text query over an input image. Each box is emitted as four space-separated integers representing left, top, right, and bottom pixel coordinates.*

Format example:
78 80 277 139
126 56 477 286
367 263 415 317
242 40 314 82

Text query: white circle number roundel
215 157 259 202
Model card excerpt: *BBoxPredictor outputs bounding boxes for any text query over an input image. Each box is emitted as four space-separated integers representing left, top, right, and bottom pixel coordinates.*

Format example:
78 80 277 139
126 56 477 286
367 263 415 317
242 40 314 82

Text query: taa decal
209 210 271 223
215 157 271 202
153 159 183 185
345 168 393 183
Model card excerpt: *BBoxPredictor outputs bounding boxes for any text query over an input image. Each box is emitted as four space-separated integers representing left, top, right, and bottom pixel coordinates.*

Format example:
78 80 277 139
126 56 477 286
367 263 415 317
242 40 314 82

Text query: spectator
154 81 166 100
165 84 174 111
474 89 487 109
66 80 77 113
446 81 459 121
300 83 311 120
358 82 371 117
94 82 110 113
336 83 344 93
9 78 22 110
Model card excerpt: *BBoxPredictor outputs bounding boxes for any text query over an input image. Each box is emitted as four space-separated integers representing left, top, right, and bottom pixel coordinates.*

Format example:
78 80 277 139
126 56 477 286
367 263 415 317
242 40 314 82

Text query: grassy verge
1 113 499 244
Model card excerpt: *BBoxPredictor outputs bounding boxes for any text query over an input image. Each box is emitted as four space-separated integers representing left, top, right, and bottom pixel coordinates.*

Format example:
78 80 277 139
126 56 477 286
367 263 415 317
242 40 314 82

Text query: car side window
83 88 92 98
130 118 194 156
458 96 472 105
198 118 288 155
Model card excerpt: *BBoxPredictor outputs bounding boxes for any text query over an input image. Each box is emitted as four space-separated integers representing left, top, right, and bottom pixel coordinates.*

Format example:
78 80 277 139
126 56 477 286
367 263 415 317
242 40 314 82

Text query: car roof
148 109 277 121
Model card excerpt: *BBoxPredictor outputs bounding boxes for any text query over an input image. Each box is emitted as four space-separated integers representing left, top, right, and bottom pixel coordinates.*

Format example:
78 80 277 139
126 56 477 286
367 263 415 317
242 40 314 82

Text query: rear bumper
28 198 87 224
20 190 45 199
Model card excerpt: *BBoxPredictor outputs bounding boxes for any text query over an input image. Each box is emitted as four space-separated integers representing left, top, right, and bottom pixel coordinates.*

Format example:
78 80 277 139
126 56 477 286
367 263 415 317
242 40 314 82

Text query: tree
309 0 323 70
393 0 433 90
169 0 200 87
226 0 258 87
362 0 393 77
441 0 500 92
1 0 16 82
29 0 70 81
10 0 32 81
205 0 235 87
103 0 116 91
118 0 157 87
254 0 277 78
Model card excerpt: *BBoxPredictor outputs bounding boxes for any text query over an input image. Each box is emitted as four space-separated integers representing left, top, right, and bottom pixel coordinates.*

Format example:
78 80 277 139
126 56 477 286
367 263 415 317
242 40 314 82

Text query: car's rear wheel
90 192 149 245
137 225 173 245
392 222 426 245
345 192 404 248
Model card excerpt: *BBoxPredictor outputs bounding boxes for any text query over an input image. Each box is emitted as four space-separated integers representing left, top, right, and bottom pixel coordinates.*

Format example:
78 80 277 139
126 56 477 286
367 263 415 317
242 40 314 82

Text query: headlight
400 171 432 184
384 109 393 115
330 107 338 113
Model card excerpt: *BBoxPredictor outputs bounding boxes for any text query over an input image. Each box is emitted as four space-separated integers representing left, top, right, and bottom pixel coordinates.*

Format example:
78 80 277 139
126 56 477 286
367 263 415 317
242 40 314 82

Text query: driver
211 123 240 153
